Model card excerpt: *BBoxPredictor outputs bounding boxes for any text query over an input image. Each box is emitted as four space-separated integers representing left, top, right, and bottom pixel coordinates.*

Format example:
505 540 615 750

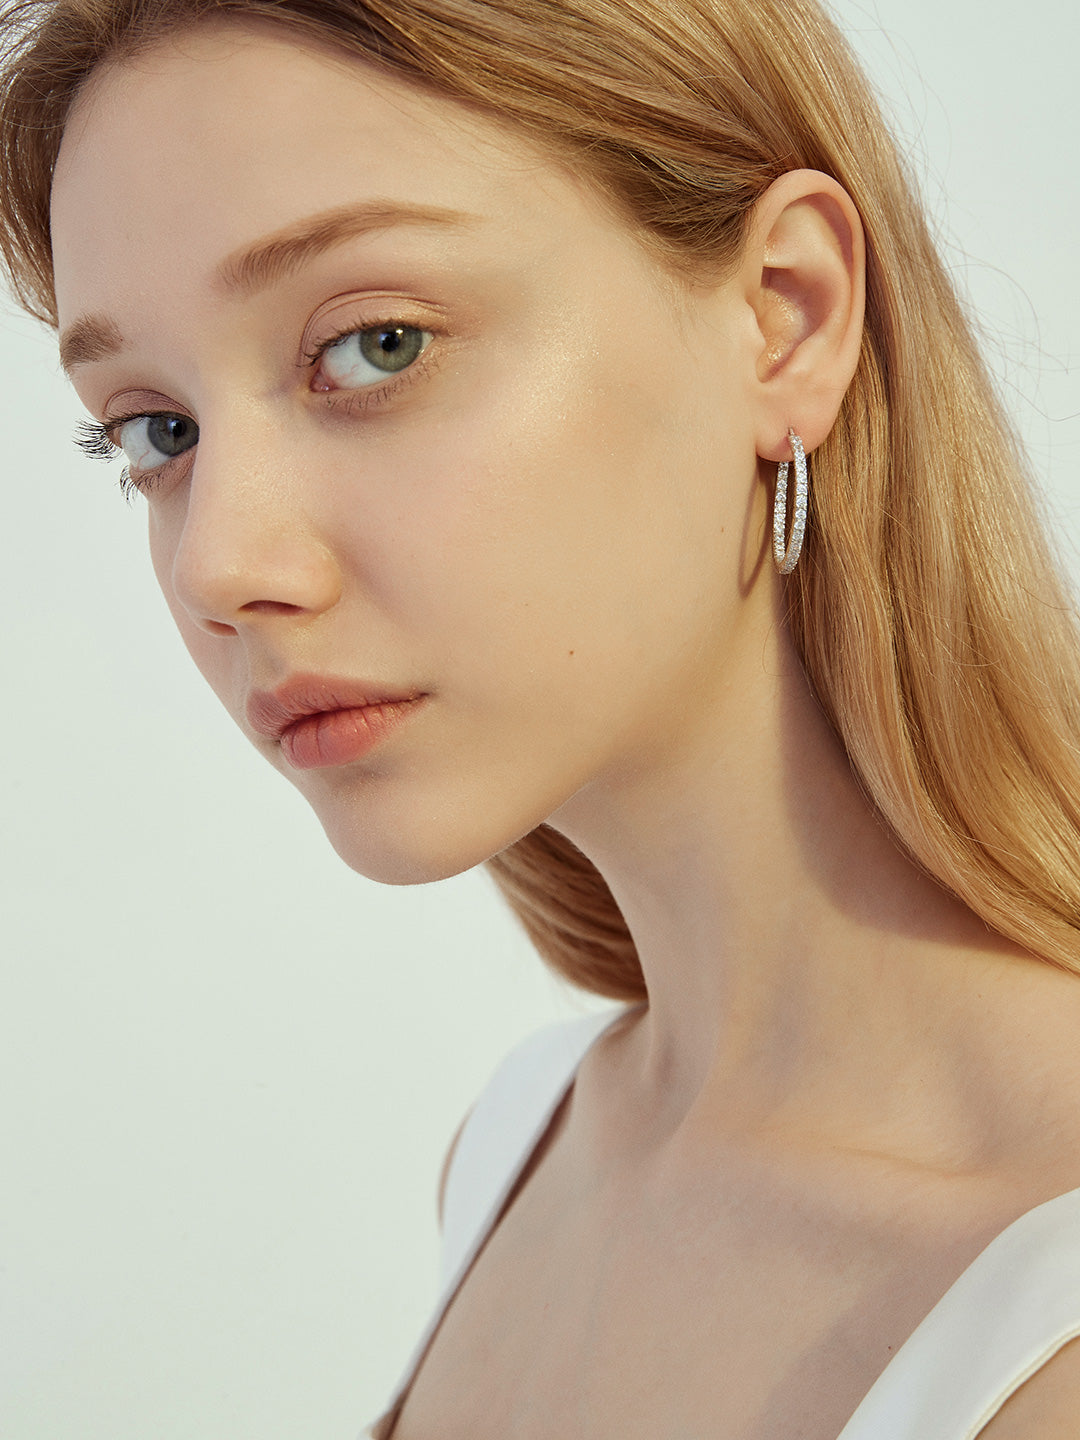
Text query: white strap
440 1008 627 1289
837 1183 1080 1440
376 1006 629 1425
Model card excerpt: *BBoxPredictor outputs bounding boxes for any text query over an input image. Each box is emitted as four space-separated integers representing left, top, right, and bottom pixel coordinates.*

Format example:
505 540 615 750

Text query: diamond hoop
773 429 808 575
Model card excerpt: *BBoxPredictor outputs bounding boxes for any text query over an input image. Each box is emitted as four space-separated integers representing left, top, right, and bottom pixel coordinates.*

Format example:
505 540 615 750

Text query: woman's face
51 22 765 883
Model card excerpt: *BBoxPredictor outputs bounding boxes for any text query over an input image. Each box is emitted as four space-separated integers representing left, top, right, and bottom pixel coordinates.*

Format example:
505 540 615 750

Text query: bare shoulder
977 1335 1080 1439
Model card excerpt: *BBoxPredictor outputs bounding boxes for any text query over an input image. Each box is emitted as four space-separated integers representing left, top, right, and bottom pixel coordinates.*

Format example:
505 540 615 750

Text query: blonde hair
2 0 1078 1001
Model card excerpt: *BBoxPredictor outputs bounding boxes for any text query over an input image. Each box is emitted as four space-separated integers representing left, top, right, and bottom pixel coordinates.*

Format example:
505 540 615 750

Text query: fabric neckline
369 1010 1080 1440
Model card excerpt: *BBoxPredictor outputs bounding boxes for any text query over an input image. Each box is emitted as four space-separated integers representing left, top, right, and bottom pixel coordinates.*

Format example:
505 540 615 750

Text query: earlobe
743 169 865 460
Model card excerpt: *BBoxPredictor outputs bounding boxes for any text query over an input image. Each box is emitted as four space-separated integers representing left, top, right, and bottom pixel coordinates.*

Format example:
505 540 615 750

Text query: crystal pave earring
772 429 809 575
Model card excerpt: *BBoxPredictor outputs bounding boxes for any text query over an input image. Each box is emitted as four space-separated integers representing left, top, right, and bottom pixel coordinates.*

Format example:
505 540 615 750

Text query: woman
2 1 1079 1437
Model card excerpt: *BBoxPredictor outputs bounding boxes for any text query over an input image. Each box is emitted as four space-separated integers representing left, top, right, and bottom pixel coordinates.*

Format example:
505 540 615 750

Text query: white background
2 1 1078 1435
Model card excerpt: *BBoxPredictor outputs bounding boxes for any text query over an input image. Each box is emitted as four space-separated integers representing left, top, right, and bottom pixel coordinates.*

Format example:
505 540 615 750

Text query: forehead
49 21 619 320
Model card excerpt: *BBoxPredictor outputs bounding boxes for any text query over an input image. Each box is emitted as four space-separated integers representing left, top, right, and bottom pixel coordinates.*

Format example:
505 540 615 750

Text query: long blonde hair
2 0 1078 1000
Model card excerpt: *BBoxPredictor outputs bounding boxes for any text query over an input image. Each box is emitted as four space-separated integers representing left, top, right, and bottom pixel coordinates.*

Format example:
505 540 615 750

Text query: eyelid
299 293 446 366
314 345 439 421
303 320 433 372
100 407 191 446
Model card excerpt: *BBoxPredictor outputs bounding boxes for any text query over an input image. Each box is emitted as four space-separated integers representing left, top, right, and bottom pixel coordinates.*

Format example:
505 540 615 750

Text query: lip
247 675 427 770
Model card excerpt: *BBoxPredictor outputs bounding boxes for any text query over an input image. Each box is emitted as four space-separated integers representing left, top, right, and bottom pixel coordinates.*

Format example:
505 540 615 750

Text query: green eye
360 326 427 372
321 325 433 386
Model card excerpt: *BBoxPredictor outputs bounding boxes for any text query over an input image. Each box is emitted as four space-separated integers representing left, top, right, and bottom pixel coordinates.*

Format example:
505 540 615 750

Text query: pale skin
51 21 1080 1439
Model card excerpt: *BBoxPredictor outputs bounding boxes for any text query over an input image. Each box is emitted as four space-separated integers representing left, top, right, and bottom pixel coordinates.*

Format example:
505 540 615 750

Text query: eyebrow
58 313 124 375
58 199 478 375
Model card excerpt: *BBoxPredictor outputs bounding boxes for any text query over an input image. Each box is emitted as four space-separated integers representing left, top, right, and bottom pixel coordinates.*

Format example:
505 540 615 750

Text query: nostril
239 599 308 616
200 618 238 638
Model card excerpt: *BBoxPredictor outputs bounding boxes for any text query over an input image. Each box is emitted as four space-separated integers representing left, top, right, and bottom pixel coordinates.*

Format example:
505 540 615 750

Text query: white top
364 1006 1080 1439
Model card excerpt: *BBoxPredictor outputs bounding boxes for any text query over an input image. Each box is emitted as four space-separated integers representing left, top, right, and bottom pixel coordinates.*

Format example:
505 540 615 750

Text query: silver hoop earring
773 429 808 575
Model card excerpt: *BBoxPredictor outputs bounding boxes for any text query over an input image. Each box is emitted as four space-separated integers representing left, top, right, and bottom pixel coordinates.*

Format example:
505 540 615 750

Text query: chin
325 826 482 887
307 780 540 888
278 730 598 886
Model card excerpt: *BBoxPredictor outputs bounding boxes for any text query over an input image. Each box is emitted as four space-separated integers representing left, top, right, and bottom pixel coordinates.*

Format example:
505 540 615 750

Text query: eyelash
73 320 438 500
74 411 169 502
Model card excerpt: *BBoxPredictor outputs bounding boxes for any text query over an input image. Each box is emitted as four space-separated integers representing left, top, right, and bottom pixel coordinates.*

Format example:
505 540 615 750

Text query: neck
546 594 1035 1168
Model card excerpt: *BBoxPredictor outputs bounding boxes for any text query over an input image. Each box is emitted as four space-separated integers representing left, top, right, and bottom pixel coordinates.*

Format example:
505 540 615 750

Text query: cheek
333 334 742 717
147 505 180 627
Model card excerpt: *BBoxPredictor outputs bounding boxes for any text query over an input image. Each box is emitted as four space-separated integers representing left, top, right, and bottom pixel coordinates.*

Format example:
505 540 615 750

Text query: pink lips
246 676 426 770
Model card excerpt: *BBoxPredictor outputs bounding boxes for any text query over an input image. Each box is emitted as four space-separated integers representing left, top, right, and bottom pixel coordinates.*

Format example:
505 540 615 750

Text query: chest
388 1147 1014 1440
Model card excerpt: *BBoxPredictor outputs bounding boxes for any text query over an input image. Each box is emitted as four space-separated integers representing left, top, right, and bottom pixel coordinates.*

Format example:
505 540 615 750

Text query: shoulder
977 1335 1080 1439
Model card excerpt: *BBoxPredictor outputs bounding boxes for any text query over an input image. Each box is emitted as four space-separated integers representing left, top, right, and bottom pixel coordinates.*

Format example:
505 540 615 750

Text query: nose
164 430 342 637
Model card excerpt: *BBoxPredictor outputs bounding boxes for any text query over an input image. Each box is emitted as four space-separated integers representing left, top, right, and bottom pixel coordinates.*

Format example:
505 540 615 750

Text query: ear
738 170 865 463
